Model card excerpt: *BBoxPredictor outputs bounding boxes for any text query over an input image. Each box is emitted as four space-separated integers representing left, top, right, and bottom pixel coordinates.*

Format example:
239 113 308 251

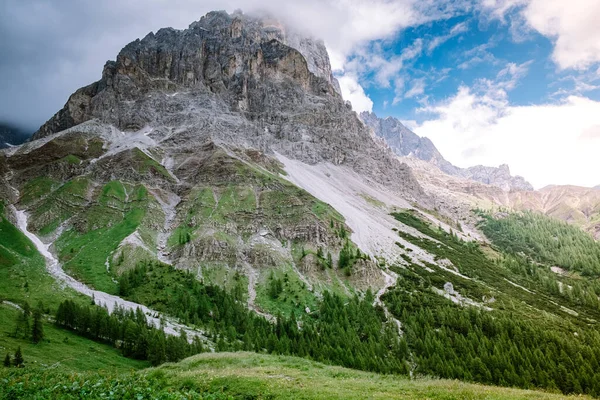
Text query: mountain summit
2 10 433 314
360 111 533 192
31 10 423 199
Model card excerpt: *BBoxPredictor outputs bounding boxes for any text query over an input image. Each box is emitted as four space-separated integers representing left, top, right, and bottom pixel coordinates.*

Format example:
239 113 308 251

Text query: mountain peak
28 10 426 203
361 112 533 191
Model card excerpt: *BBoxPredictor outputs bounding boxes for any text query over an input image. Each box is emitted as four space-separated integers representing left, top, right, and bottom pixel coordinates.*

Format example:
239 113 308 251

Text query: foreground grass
2 352 585 399
157 353 584 400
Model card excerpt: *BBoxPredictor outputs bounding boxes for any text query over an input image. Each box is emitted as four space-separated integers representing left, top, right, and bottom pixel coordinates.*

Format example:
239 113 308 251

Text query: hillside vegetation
386 210 600 396
1 352 589 400
479 211 600 276
0 203 150 371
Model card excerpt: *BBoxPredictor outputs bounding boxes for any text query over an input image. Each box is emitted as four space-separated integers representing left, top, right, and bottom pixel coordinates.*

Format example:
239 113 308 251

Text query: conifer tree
32 308 44 343
3 353 10 367
148 331 167 366
13 347 23 368
317 246 324 258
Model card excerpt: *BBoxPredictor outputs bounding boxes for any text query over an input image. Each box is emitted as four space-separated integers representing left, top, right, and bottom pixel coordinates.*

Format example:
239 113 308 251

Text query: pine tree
3 353 10 367
119 276 130 296
13 347 23 368
32 308 44 343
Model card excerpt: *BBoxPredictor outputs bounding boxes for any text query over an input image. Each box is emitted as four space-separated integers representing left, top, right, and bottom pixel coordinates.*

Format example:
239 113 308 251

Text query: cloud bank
414 87 600 188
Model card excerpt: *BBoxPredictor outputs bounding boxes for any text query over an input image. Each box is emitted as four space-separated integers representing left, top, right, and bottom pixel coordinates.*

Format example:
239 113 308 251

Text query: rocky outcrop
360 111 533 192
464 164 533 192
32 11 425 203
360 111 460 176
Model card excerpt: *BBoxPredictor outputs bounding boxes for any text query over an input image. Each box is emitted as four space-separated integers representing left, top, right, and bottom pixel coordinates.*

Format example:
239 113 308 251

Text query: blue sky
357 15 599 123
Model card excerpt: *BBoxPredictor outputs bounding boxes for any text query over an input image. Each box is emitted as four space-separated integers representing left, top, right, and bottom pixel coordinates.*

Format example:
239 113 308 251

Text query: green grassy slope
0 203 151 372
0 202 68 309
54 181 161 293
0 305 148 371
388 209 600 396
1 352 587 399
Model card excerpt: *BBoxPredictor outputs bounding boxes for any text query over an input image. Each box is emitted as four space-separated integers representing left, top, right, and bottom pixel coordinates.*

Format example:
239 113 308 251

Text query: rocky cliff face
463 164 533 192
360 111 533 192
360 111 460 176
21 9 428 222
32 11 422 200
509 185 600 239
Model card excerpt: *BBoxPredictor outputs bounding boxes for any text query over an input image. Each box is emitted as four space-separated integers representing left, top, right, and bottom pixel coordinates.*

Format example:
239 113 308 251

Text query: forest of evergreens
478 211 600 276
384 267 600 396
9 208 600 397
54 299 202 366
388 209 600 396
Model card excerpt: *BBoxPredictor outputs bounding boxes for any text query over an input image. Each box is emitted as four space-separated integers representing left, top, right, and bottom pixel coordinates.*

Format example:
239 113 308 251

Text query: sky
1 0 599 188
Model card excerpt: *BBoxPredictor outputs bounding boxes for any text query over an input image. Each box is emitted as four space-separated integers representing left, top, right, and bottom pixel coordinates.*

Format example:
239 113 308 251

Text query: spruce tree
148 331 167 366
3 353 10 367
13 347 23 368
32 308 44 343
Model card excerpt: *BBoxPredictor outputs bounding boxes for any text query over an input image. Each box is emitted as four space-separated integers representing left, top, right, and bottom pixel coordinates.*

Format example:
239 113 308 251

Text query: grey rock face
361 111 533 192
463 164 533 192
360 111 460 176
32 10 425 202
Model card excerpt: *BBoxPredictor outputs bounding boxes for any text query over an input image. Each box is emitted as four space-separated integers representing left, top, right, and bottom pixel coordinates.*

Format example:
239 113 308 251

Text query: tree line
11 301 45 344
55 300 204 366
478 210 600 276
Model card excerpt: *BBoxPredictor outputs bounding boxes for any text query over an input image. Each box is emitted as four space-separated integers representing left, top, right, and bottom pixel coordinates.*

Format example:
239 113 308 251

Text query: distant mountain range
360 111 534 192
0 122 30 149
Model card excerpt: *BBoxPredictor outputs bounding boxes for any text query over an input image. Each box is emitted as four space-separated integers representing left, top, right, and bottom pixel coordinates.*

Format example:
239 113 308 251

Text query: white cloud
337 74 374 113
404 78 427 99
495 60 532 89
524 0 600 70
481 0 600 70
392 77 406 105
414 86 600 188
427 21 469 53
457 41 499 70
480 0 527 20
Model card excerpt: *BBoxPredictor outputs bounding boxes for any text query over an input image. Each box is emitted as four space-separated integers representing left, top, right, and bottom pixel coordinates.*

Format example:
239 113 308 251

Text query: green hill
1 352 588 399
